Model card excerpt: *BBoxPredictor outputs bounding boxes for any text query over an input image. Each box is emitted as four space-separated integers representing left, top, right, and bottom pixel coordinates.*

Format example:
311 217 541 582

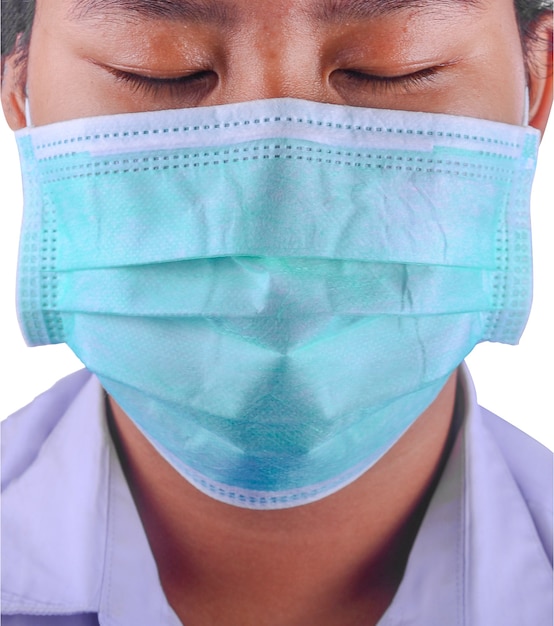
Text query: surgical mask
15 98 539 509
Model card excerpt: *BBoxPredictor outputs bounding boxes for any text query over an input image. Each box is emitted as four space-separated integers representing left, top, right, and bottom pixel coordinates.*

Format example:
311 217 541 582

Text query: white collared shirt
2 366 552 625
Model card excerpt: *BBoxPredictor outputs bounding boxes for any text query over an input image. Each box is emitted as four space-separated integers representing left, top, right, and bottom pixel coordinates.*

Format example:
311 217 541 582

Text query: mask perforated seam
176 450 387 507
40 145 519 184
485 166 532 343
33 117 522 153
40 193 64 343
484 198 509 341
17 141 45 345
16 137 64 346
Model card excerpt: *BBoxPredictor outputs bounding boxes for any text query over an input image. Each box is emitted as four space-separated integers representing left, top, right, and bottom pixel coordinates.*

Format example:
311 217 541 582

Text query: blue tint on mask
15 99 539 508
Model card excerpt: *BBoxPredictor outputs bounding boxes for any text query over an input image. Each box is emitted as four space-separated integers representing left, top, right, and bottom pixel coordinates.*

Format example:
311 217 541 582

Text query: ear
526 17 553 136
1 48 28 131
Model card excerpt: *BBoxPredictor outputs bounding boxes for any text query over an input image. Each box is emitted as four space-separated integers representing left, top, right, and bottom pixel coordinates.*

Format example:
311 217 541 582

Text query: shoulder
1 370 109 622
1 369 94 491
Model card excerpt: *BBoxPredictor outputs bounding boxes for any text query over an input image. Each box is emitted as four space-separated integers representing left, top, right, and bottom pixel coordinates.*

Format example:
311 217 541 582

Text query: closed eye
104 66 217 98
335 66 441 94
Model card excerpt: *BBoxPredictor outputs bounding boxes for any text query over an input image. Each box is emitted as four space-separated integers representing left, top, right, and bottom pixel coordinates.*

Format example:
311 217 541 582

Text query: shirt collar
378 364 552 625
2 373 181 625
2 366 551 625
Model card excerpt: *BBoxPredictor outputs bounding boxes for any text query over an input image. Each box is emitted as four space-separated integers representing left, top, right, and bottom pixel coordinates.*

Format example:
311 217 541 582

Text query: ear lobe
1 51 28 131
526 18 553 135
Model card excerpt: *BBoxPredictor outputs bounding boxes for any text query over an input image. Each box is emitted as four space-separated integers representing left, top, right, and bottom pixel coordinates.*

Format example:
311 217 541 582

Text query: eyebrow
68 0 233 25
69 0 485 26
311 0 486 21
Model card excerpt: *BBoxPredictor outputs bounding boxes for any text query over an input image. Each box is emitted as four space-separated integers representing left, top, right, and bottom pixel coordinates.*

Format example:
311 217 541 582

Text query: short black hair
516 0 554 36
1 0 553 66
1 0 34 58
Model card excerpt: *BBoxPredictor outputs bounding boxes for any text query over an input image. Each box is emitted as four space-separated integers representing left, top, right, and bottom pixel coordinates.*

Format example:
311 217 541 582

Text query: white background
1 115 552 450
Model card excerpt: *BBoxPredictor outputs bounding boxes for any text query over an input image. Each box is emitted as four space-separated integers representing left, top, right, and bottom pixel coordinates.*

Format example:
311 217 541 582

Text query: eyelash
106 67 216 97
106 65 440 99
339 67 439 93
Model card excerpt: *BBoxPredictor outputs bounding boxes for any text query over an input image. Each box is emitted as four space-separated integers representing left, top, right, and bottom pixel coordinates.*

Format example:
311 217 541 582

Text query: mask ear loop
24 96 33 127
522 86 530 126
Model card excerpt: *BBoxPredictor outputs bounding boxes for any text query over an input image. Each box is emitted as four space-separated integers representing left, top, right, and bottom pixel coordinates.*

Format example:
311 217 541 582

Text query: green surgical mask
15 98 539 509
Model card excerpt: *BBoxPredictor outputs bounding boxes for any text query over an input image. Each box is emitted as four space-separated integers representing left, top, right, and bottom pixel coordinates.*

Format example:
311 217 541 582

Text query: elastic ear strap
523 86 530 126
25 97 33 127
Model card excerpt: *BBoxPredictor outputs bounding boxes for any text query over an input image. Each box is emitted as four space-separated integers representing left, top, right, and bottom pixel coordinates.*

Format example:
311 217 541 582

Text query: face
21 0 531 128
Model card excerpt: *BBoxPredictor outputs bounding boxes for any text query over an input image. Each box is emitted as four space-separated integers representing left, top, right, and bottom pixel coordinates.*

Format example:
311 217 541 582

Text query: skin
1 1 552 624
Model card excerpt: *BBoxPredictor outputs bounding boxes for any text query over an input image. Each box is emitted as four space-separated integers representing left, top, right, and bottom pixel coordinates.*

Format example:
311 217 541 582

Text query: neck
108 371 458 626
